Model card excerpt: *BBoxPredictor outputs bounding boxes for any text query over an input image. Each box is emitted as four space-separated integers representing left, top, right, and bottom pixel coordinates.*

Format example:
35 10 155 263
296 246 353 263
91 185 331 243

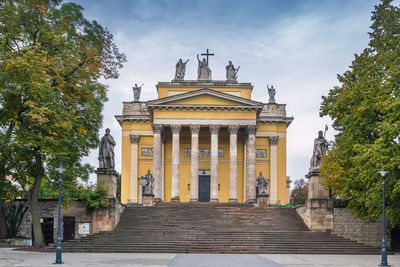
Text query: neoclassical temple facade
116 80 293 204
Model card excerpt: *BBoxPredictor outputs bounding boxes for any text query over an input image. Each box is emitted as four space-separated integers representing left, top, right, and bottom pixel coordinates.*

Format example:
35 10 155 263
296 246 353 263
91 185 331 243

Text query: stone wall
5 199 125 244
333 208 389 249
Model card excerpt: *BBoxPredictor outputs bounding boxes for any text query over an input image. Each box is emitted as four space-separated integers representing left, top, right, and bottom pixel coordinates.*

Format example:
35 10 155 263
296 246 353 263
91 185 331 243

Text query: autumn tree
290 178 308 205
320 0 400 223
0 0 126 247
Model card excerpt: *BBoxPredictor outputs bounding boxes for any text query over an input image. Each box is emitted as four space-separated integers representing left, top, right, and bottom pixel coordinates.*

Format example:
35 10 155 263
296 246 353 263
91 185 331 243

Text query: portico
116 81 293 204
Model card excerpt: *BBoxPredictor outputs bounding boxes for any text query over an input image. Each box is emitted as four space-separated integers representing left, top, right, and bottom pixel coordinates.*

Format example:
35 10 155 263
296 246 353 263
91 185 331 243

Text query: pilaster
129 135 140 203
269 136 279 204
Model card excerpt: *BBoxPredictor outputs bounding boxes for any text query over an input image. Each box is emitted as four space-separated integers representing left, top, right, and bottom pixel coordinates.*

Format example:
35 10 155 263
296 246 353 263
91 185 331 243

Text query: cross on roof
201 49 214 66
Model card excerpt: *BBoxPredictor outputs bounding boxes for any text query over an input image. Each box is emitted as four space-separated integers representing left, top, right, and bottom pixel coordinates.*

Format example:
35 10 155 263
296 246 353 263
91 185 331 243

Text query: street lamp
378 169 389 267
55 158 65 264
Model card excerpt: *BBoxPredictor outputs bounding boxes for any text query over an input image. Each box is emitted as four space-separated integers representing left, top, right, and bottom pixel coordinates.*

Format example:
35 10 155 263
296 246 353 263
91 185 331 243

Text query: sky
72 0 382 187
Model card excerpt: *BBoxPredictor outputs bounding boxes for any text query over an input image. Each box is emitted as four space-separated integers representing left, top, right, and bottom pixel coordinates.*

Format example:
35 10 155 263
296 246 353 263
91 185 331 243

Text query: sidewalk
0 248 399 267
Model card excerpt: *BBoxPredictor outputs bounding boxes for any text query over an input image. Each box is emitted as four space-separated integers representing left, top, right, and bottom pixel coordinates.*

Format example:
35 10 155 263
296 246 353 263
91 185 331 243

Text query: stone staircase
59 203 380 254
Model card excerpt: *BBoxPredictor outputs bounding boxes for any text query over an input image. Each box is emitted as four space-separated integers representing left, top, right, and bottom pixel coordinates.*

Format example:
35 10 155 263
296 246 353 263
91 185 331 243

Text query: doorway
198 175 210 202
63 216 75 241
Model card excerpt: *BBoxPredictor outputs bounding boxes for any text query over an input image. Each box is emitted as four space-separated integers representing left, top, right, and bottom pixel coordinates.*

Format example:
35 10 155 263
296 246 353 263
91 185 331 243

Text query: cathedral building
115 55 293 204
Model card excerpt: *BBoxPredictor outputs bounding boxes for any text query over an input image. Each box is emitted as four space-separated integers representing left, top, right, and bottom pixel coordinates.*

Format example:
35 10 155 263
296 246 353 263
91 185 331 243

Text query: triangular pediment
147 88 262 107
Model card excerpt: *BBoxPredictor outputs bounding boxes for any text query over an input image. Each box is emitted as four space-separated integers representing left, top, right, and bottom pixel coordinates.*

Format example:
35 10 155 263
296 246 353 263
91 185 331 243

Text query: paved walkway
0 248 399 267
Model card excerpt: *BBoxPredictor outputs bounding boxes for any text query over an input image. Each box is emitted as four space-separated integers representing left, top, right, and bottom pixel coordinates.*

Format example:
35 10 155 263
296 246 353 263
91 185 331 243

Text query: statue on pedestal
98 128 116 169
132 83 143 102
309 130 329 172
267 85 276 103
257 172 269 196
197 54 212 80
143 170 155 196
174 59 189 80
226 61 239 82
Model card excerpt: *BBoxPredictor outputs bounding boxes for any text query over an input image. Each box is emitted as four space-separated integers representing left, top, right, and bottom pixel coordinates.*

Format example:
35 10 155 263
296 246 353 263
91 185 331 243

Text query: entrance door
40 218 54 245
63 216 75 241
198 175 210 202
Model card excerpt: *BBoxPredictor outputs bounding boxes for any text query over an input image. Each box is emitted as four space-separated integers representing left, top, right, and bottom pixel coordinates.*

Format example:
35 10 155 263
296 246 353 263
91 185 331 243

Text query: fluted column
171 124 181 202
269 136 279 204
229 125 239 202
129 135 140 203
210 125 220 202
190 125 200 202
247 125 257 203
152 125 162 202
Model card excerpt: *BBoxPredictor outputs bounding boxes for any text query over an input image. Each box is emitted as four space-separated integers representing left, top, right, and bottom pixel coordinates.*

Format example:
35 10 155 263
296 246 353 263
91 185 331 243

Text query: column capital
247 125 257 135
190 124 201 135
171 124 181 134
152 124 163 134
269 136 279 145
209 125 220 135
129 135 140 144
228 125 239 135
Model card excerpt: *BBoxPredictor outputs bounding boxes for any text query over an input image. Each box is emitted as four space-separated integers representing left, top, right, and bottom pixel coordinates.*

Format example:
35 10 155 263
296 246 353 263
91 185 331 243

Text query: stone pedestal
143 194 154 207
299 171 333 232
96 168 118 198
257 195 269 208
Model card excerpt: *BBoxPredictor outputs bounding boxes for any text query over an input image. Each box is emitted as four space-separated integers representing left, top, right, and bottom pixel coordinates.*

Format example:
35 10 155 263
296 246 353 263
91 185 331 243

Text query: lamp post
378 169 389 267
55 158 65 264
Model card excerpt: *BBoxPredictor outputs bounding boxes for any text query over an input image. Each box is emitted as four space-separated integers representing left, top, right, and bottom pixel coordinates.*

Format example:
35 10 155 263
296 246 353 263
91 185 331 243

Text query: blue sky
73 0 382 186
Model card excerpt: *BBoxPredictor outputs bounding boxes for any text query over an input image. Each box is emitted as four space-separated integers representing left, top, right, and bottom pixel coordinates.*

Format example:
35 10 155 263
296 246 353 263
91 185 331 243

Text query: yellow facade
116 81 293 205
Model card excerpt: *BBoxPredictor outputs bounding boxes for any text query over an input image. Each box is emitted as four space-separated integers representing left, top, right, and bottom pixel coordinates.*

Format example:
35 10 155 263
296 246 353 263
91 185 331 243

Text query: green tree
0 0 126 247
290 178 308 205
320 0 400 223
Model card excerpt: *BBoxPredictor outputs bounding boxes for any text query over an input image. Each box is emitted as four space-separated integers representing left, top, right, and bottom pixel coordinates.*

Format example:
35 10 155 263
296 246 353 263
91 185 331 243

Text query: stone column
269 136 279 204
129 135 140 203
190 125 200 202
153 125 163 202
210 125 220 202
171 124 181 202
243 133 248 202
228 125 239 202
247 126 257 203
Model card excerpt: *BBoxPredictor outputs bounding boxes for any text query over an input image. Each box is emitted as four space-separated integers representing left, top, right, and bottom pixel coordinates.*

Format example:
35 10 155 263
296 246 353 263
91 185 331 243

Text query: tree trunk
30 152 45 248
0 202 7 238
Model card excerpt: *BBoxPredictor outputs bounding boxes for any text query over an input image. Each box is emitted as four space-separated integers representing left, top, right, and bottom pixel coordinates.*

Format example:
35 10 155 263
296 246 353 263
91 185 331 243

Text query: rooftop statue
132 83 143 102
174 59 189 80
257 172 269 196
226 61 240 82
309 130 329 172
197 54 212 80
98 128 116 169
267 85 276 103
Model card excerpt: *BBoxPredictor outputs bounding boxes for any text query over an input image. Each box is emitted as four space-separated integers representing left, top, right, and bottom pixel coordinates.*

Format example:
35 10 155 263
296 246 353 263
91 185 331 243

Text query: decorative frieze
141 148 153 157
184 148 223 158
256 149 267 158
